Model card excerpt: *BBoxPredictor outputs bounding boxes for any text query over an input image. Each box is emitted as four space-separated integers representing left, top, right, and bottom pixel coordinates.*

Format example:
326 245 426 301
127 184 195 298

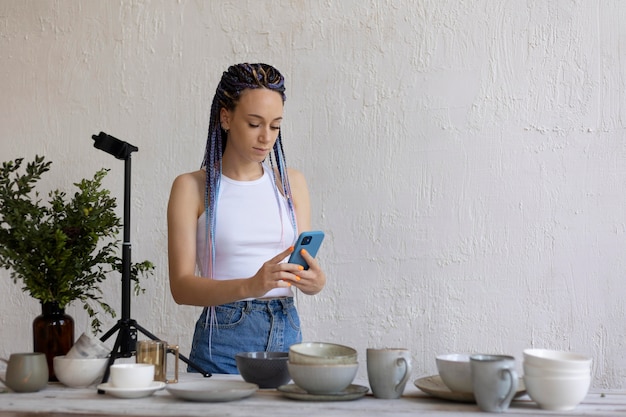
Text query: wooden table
1 373 625 417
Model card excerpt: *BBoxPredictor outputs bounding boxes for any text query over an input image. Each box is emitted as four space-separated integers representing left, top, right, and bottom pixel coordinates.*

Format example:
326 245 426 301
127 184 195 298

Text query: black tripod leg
100 321 121 343
134 321 212 377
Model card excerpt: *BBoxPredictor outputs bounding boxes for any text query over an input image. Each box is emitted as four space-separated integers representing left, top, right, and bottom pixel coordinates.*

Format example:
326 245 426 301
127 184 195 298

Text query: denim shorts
188 297 302 374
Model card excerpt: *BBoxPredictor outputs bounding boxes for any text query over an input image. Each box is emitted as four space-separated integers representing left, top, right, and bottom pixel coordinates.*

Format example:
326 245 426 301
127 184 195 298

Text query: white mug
470 354 518 412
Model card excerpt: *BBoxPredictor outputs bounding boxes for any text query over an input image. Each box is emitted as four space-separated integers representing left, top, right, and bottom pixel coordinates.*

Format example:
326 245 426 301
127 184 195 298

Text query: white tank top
196 163 296 299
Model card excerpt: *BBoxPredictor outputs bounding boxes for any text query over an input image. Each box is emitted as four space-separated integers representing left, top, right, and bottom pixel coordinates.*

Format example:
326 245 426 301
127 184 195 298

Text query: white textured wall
1 0 625 389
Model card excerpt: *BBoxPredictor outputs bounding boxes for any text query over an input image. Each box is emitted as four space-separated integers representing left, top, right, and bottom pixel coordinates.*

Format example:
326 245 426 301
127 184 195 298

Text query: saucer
277 384 368 401
97 381 166 399
166 380 258 402
414 375 526 403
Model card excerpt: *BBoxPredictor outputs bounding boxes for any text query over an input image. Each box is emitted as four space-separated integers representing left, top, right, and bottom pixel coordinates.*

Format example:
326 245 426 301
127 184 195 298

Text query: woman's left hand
289 249 326 295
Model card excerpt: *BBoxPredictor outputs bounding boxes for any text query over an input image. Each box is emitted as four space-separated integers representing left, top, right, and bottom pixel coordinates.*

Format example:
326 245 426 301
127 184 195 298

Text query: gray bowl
235 352 291 389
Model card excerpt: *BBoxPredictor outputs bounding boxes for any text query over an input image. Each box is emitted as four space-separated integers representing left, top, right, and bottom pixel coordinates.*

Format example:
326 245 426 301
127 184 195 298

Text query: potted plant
0 155 154 379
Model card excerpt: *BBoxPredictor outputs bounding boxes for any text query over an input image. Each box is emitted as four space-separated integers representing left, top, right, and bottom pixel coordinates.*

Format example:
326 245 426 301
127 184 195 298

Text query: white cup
109 363 154 389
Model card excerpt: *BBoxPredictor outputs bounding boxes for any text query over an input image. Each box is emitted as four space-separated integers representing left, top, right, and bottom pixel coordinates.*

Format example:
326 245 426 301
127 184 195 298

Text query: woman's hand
289 249 326 295
248 246 302 298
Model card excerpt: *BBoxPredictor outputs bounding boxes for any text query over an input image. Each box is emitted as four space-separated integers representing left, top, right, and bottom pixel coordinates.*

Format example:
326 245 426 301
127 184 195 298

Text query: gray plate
166 380 258 402
277 384 368 401
414 375 526 403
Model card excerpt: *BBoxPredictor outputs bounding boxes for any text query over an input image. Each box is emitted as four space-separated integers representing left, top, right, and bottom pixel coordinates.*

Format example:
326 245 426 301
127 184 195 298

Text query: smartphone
288 230 325 270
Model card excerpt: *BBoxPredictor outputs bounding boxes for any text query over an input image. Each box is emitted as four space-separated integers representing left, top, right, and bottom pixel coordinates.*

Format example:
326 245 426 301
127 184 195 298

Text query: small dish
97 381 166 399
414 375 526 403
166 380 258 402
277 383 368 401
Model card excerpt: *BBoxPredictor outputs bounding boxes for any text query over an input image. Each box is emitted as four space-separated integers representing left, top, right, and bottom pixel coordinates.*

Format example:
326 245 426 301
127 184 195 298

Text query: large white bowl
287 361 358 394
523 362 591 378
523 374 591 411
523 349 592 371
288 342 357 365
53 355 108 388
435 353 472 393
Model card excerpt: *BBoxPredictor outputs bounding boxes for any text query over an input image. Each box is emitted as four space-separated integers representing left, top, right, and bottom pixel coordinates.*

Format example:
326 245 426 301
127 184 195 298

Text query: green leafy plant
0 155 154 333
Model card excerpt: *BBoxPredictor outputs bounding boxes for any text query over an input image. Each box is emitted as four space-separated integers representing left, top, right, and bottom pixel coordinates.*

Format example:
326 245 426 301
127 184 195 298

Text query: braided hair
201 63 297 281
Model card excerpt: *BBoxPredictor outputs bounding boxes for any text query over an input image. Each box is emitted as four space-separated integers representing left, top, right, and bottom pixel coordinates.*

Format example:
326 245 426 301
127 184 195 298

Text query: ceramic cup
366 348 412 399
0 352 49 392
136 340 179 383
65 332 110 359
109 363 154 389
470 354 518 413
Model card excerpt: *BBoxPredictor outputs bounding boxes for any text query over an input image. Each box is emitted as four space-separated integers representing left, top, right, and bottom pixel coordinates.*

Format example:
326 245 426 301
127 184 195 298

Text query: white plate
166 380 258 402
97 381 166 399
414 375 526 403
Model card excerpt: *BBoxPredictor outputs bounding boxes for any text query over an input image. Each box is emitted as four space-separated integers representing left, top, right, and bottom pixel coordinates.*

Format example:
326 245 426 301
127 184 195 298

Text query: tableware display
165 380 258 402
109 363 154 389
0 352 48 392
366 348 412 399
53 355 108 388
97 381 166 399
65 332 110 359
136 340 179 383
470 354 518 413
288 342 357 365
277 383 368 401
435 353 472 393
235 351 291 389
414 375 526 403
287 361 358 395
522 348 592 411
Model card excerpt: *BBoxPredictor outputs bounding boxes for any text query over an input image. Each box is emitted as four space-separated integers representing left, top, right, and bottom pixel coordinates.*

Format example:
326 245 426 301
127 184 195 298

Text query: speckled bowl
288 342 358 365
436 353 473 393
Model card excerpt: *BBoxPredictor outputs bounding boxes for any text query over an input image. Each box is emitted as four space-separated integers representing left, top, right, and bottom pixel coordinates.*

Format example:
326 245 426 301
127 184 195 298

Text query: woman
167 63 326 374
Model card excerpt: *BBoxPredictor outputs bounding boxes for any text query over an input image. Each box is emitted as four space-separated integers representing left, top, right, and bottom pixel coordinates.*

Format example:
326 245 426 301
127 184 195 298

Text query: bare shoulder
169 169 205 216
171 169 205 190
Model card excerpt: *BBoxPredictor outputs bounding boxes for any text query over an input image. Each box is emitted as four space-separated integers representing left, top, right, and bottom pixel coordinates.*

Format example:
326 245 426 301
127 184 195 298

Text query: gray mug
470 354 518 412
0 352 49 392
367 348 412 399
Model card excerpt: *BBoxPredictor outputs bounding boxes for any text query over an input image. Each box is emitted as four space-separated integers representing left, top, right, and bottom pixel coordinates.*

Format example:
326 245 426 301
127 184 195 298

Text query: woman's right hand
247 246 303 298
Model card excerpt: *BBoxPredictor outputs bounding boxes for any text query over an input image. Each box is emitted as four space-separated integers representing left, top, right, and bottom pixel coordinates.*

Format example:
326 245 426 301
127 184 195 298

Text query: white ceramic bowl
288 342 357 365
523 349 592 371
109 363 154 389
435 353 472 393
287 361 358 394
523 362 591 378
523 374 591 411
53 355 108 388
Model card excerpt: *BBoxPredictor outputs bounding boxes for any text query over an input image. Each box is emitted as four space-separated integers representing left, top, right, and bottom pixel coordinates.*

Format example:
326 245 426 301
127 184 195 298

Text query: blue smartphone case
288 230 325 270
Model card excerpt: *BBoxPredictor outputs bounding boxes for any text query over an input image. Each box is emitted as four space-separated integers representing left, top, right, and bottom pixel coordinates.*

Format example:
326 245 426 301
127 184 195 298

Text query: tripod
91 132 211 390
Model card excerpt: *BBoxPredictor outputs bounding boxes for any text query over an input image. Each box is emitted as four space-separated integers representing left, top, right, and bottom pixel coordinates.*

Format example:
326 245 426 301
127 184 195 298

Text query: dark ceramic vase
33 301 74 381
